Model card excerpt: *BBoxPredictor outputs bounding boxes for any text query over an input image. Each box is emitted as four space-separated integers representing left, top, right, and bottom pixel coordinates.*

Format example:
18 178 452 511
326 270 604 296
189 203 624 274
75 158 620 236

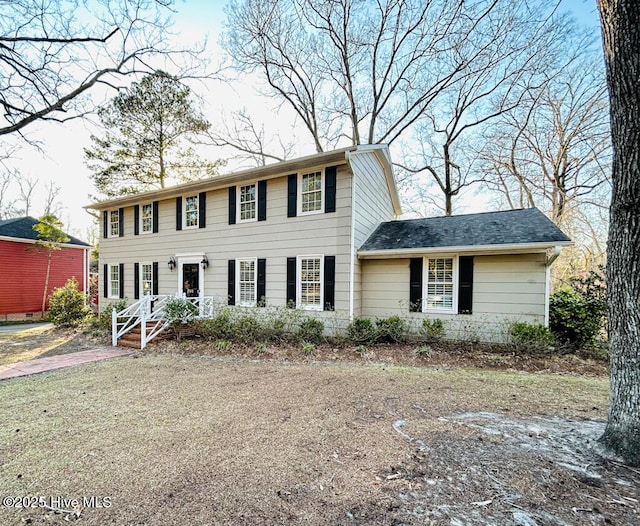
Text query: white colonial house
87 145 571 347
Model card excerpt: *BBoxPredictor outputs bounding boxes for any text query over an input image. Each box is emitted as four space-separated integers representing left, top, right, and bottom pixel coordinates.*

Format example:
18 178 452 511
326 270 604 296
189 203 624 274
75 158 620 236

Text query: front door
182 263 200 298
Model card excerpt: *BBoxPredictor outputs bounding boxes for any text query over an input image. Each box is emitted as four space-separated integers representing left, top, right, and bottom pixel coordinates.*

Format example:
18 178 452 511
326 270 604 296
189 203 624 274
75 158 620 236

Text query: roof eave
358 241 574 259
84 147 358 211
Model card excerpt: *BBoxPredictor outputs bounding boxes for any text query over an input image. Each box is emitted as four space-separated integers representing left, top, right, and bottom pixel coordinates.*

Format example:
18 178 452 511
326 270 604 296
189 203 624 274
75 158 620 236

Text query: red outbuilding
0 216 91 321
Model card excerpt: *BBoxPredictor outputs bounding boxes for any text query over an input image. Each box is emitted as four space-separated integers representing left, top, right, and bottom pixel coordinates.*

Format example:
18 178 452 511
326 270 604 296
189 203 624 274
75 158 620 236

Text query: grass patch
0 355 609 525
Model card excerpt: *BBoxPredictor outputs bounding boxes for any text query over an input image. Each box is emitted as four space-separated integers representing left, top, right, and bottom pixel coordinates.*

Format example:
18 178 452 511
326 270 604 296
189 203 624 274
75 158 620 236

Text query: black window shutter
409 258 423 312
258 180 267 221
134 262 140 299
103 211 108 239
119 263 125 299
103 264 108 298
152 262 159 295
325 166 337 213
227 260 236 306
134 205 140 236
118 208 124 237
458 256 474 314
287 174 297 217
152 201 159 233
324 255 335 310
286 257 296 307
228 187 237 225
176 197 182 231
199 192 206 228
257 258 266 306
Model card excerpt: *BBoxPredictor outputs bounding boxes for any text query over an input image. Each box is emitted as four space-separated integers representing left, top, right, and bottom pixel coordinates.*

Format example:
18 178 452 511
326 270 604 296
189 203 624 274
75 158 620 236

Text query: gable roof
358 208 571 257
0 217 91 247
84 144 402 215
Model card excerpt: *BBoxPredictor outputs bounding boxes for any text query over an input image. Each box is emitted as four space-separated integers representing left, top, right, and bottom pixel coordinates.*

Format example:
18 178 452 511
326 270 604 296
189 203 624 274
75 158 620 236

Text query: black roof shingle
359 208 571 252
0 216 91 247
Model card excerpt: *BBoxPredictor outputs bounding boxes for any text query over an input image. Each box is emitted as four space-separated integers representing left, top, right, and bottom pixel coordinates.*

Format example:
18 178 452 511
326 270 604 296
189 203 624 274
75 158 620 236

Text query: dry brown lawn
1 352 636 525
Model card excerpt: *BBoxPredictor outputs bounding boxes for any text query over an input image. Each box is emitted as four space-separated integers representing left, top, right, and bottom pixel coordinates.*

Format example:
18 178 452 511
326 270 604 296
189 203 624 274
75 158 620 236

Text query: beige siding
99 167 353 320
349 151 396 317
361 253 548 342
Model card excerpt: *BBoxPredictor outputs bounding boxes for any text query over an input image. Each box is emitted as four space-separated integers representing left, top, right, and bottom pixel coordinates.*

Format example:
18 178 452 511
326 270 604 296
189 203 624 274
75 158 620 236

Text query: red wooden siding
0 239 87 315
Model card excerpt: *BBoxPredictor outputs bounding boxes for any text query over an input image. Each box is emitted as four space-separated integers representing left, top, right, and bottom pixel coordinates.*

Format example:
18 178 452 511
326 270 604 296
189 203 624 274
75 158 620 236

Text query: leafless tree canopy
0 0 198 138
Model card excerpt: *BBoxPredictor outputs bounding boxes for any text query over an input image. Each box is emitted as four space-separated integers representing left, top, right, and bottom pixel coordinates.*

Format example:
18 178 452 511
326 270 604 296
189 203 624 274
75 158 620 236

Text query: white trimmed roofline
85 144 401 212
358 241 573 259
0 235 91 250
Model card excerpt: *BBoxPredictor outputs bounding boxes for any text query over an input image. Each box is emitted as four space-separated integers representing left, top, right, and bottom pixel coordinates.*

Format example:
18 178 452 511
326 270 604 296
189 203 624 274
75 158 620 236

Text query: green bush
347 318 379 344
296 317 325 343
421 318 445 342
94 298 128 330
375 315 407 343
194 310 233 340
549 267 606 348
231 314 265 344
47 278 92 327
164 296 199 326
509 322 556 352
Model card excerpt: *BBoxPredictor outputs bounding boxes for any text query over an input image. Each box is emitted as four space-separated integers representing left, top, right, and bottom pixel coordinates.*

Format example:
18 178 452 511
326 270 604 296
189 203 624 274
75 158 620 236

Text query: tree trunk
598 0 640 466
41 249 52 319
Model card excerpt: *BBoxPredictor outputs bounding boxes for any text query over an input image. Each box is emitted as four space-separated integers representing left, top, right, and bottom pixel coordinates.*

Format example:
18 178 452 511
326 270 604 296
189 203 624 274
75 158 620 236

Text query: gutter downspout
346 152 356 322
544 246 563 326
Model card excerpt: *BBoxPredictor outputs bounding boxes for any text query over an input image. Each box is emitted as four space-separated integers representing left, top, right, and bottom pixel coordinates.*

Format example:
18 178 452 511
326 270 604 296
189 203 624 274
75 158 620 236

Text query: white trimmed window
237 258 257 306
109 264 120 298
424 257 456 312
298 255 323 310
239 184 257 222
109 210 120 238
141 203 153 233
141 263 153 296
184 195 199 228
299 171 323 214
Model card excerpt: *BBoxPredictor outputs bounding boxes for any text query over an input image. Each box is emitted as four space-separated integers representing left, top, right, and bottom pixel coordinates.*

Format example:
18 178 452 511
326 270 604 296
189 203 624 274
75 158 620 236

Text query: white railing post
112 308 117 347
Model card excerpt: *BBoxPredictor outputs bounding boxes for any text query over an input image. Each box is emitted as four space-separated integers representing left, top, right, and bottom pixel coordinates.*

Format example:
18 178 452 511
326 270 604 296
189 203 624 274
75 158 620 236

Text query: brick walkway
0 348 134 381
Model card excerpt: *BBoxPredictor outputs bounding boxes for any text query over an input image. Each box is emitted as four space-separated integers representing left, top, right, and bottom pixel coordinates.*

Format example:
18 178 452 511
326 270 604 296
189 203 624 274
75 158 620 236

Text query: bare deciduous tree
479 53 611 226
0 0 203 139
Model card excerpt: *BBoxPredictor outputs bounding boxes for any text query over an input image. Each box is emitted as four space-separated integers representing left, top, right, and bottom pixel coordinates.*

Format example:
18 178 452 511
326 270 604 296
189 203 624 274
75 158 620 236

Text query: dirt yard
0 341 636 525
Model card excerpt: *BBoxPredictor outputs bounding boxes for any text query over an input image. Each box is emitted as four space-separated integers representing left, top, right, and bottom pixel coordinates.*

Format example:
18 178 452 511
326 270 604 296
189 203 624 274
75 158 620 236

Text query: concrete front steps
117 325 170 349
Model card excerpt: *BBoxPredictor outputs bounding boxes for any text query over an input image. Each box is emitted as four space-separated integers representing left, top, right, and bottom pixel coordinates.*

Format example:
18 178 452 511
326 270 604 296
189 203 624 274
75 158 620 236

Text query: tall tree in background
223 0 590 214
479 53 610 227
85 71 224 198
597 0 640 466
32 214 70 319
0 0 197 139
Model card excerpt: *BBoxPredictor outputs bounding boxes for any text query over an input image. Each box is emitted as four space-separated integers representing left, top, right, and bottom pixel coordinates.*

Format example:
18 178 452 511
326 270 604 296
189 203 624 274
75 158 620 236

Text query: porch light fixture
168 257 176 271
201 255 209 270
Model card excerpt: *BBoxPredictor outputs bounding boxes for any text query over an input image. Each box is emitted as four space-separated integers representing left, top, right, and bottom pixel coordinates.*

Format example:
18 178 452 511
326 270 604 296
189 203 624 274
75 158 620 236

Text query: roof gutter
85 146 358 211
358 241 574 259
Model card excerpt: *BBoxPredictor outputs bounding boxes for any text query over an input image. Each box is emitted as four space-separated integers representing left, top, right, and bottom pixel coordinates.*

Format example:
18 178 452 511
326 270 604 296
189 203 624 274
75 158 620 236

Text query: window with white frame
300 171 323 214
239 184 257 221
140 263 153 296
424 257 455 311
237 259 256 306
141 203 153 233
109 210 120 237
109 264 120 298
184 195 199 228
298 256 323 309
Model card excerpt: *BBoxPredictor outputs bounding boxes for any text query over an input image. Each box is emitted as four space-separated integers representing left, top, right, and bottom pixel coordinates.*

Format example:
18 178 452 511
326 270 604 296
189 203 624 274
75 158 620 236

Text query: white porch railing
112 294 214 349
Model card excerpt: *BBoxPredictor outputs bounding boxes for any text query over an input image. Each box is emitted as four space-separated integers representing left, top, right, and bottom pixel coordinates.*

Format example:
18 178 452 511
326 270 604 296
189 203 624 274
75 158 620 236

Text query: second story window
109 210 120 237
141 203 153 233
300 171 323 214
239 184 256 221
185 195 199 228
